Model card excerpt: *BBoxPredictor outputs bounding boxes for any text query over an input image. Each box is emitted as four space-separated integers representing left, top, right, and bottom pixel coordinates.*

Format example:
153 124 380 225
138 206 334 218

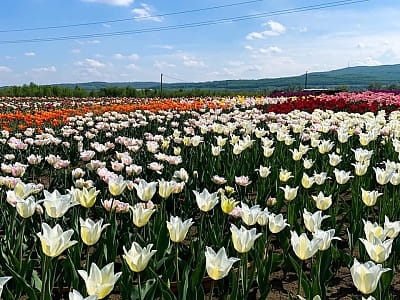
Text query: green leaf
289 255 311 299
230 270 239 300
0 255 38 300
142 278 157 300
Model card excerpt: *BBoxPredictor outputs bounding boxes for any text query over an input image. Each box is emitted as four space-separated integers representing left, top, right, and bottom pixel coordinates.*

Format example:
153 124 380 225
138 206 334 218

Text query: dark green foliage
1 64 400 97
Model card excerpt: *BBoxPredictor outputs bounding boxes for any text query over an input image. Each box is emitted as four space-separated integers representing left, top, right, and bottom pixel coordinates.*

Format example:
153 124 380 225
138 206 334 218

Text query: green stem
86 245 91 273
176 243 180 300
138 272 143 300
241 252 248 298
297 260 303 296
40 255 52 300
18 219 26 272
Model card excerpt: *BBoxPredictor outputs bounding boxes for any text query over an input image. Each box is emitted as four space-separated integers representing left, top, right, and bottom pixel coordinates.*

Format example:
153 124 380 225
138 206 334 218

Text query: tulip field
2 91 400 299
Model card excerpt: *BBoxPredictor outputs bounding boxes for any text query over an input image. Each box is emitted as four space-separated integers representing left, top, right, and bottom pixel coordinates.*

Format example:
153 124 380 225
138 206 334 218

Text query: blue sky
0 0 399 85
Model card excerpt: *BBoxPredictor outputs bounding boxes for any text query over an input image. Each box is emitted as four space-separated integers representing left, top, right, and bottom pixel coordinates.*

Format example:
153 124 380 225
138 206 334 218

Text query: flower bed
0 93 400 299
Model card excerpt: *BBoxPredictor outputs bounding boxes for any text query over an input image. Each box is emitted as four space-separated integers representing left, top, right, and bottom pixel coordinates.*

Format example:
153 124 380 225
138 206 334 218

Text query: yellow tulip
220 194 238 214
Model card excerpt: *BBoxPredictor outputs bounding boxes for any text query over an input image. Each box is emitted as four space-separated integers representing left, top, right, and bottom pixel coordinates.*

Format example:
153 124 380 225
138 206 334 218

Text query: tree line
1 82 399 99
0 82 268 98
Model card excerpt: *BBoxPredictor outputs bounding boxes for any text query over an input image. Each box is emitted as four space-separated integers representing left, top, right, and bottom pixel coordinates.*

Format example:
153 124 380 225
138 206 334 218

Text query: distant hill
6 64 400 91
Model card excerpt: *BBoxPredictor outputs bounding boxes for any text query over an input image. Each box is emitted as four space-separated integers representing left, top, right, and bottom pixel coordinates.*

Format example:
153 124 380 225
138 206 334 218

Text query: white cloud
81 0 134 6
102 23 111 28
32 66 56 72
126 63 138 70
25 52 36 57
153 60 176 69
259 46 282 54
227 61 245 67
245 45 282 55
246 20 286 40
132 3 163 22
183 55 205 67
113 53 124 60
71 49 81 54
0 66 12 72
113 53 139 60
75 58 106 68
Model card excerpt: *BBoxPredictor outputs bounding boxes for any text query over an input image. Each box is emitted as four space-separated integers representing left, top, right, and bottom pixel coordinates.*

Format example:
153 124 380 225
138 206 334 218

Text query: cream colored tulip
256 165 271 178
158 179 176 199
193 188 219 212
108 175 128 196
123 242 157 273
262 146 275 158
301 173 314 189
73 187 100 208
384 216 400 239
350 259 390 295
80 218 110 246
361 188 383 207
303 209 329 233
256 208 269 226
352 162 369 176
328 153 342 167
290 231 321 260
280 185 298 201
268 213 289 233
133 179 157 202
289 149 303 161
240 202 261 226
15 195 39 218
303 158 314 169
167 216 194 243
230 224 262 253
205 246 240 280
313 229 341 251
37 223 77 257
279 169 293 182
363 220 388 242
78 263 122 299
130 204 155 227
312 192 332 210
333 169 352 185
42 189 78 218
360 237 393 263
373 167 392 185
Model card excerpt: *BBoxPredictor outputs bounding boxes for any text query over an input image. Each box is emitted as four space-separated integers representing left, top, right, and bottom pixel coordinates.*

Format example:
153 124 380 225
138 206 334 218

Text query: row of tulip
0 94 400 299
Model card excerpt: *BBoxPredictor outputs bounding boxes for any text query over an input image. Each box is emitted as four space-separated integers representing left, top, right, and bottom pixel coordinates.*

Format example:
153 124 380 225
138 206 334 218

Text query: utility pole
160 73 163 98
304 71 308 89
